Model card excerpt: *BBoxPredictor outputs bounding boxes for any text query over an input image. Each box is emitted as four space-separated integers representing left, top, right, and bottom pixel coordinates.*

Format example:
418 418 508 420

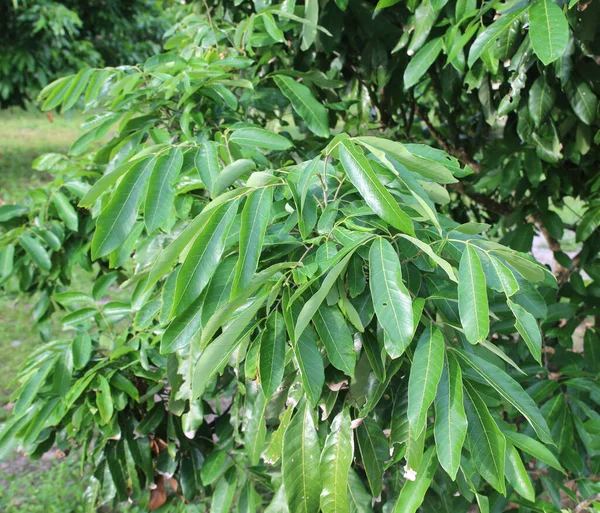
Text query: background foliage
0 0 599 512
0 0 177 107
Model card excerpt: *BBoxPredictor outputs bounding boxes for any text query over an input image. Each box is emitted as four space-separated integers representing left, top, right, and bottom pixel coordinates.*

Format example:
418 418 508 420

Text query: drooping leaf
564 79 598 126
339 142 414 235
356 417 389 497
232 187 273 296
283 402 322 513
369 237 414 358
505 441 535 502
454 349 553 443
407 325 445 437
192 291 268 399
463 382 506 494
91 157 156 258
433 352 467 479
528 75 556 127
19 234 51 272
274 75 329 138
507 299 542 364
313 304 356 377
259 311 287 398
392 445 438 513
173 200 238 315
144 148 183 233
501 430 564 472
467 7 528 67
320 410 353 513
403 37 444 89
195 141 220 194
458 245 489 344
529 0 569 65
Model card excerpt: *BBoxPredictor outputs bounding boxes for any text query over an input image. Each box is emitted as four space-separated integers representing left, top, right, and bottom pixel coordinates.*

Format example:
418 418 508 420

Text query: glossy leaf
464 383 506 494
339 142 414 235
173 200 238 315
408 325 445 437
91 157 156 258
404 37 444 89
454 349 553 443
458 245 489 344
144 148 183 233
507 298 542 364
231 127 293 150
283 402 322 513
434 352 467 479
274 75 329 138
259 311 286 398
320 410 353 513
232 187 273 296
392 446 438 513
529 0 569 65
369 237 414 358
356 417 388 497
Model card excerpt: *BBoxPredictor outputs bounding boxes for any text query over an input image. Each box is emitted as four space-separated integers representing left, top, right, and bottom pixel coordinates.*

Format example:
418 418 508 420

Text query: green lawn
0 107 85 204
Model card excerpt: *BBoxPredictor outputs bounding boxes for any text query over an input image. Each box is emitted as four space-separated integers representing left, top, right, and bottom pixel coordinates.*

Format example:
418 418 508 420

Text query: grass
0 107 85 204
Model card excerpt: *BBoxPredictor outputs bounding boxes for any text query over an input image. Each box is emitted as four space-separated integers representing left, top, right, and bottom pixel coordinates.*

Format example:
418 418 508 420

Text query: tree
0 0 175 107
1 1 599 512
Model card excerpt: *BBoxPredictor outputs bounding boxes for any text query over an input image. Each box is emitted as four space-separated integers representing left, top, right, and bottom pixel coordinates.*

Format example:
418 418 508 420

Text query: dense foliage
0 0 175 107
1 1 599 512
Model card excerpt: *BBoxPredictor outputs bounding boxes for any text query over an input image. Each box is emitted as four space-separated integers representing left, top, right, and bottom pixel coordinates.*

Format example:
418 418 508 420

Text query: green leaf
231 127 293 150
19 234 51 272
61 307 97 326
529 0 569 65
173 200 238 315
313 304 356 377
565 79 598 126
146 189 249 291
399 234 457 283
408 325 445 437
192 291 268 399
232 187 273 296
369 238 414 359
211 468 238 513
320 410 353 513
244 384 267 465
505 442 535 501
301 0 319 50
13 358 56 415
339 142 414 235
283 291 324 406
463 382 506 494
501 430 564 472
161 296 204 354
467 7 528 67
91 157 156 258
392 446 438 513
453 349 553 443
528 75 556 127
576 206 600 242
61 68 93 112
144 148 183 232
507 299 542 364
458 245 489 344
347 468 373 513
356 417 389 497
96 375 114 425
72 332 92 369
274 75 329 138
259 311 287 398
212 159 256 197
283 402 322 513
354 137 457 184
404 37 444 89
52 191 78 231
195 141 220 194
483 254 519 297
434 352 467 479
294 247 359 341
